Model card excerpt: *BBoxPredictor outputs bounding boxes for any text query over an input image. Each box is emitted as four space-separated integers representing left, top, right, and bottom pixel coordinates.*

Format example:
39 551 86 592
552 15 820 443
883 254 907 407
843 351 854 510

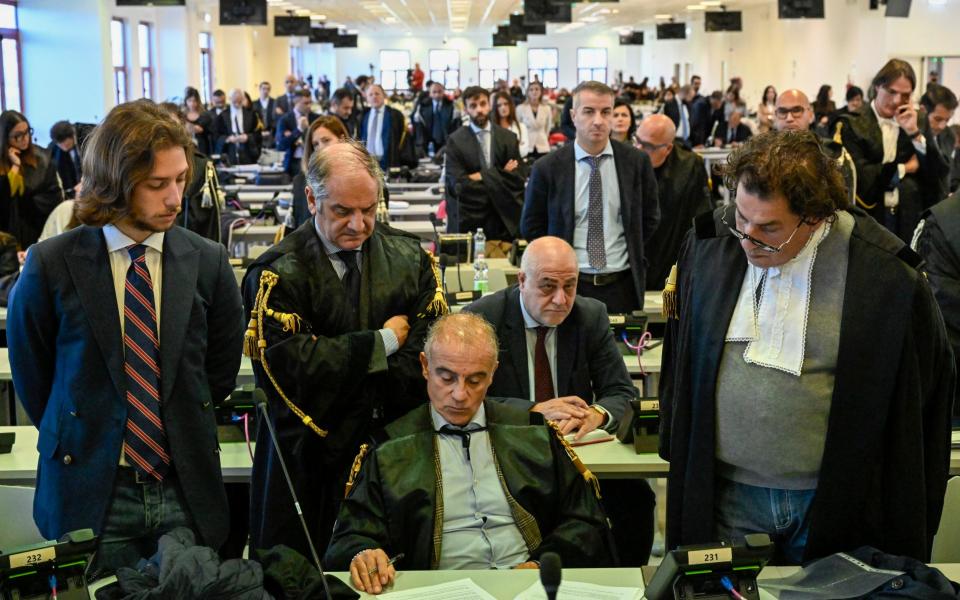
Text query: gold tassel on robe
662 264 679 320
418 249 449 319
344 443 370 498
547 420 602 500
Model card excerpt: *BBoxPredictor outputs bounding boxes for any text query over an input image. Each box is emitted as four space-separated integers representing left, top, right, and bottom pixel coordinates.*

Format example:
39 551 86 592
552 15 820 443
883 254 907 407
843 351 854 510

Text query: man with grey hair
216 88 261 164
637 114 712 290
522 81 660 313
242 139 447 558
326 312 614 593
464 236 656 565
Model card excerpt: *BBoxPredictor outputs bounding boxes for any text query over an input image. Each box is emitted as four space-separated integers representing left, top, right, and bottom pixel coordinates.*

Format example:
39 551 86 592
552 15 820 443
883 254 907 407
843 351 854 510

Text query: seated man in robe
324 313 615 594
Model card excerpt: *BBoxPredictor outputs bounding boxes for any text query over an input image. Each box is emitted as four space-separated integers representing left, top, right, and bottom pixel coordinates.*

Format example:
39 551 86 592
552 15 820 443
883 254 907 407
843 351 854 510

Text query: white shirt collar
469 120 492 135
574 139 614 161
518 291 554 330
102 224 165 255
430 402 487 431
725 218 833 376
871 99 896 126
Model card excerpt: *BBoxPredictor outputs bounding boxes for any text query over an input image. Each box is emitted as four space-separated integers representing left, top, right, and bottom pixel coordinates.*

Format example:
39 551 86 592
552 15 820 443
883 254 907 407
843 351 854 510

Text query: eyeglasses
775 106 807 118
9 128 33 142
721 204 805 253
636 139 669 152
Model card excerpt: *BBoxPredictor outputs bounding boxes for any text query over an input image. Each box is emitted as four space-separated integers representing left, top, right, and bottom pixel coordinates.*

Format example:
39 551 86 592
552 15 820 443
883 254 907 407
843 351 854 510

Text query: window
577 48 607 84
138 22 153 99
379 50 410 92
199 32 213 105
478 49 508 90
111 18 128 105
429 49 459 90
527 48 558 89
0 1 21 112
289 45 303 79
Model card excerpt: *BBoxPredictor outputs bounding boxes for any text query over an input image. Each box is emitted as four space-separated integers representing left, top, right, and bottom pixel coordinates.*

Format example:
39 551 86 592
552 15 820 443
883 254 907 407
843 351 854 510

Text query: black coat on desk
521 139 660 308
660 206 954 562
216 107 262 165
644 145 712 290
840 107 944 242
443 123 525 240
7 225 245 548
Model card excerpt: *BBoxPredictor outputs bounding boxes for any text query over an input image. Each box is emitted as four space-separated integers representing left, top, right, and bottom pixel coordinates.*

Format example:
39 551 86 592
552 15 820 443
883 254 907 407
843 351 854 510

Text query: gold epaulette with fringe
244 270 328 438
344 443 370 498
662 264 679 320
418 249 449 319
546 420 601 500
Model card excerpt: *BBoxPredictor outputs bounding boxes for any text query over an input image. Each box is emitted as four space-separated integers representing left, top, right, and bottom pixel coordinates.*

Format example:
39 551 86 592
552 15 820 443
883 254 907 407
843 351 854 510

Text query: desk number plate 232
8 546 56 569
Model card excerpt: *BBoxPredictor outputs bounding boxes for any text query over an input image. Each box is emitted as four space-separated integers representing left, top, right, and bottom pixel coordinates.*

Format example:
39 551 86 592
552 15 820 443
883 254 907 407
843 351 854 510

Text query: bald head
521 236 577 277
518 237 578 326
636 114 675 169
423 313 499 365
775 89 814 131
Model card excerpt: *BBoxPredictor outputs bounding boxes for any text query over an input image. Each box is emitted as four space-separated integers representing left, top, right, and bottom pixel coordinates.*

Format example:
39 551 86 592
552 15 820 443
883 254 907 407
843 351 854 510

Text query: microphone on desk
429 212 443 253
254 388 334 599
437 253 451 295
540 552 562 600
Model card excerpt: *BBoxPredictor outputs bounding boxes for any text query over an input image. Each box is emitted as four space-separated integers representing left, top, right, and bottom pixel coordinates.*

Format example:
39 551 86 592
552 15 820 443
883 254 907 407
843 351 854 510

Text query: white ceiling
199 0 778 36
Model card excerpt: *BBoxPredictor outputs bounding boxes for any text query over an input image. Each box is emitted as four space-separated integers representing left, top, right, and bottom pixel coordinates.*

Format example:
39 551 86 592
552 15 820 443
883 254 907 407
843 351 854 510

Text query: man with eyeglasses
636 114 712 291
774 89 857 206
840 59 946 242
659 130 953 565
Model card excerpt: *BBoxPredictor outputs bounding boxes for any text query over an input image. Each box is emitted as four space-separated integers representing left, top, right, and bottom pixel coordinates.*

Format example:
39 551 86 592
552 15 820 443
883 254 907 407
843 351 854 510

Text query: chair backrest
932 476 960 562
0 485 44 550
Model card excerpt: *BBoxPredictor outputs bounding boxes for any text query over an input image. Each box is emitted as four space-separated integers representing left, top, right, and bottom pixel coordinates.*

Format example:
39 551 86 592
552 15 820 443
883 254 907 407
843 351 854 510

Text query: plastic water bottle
473 228 488 293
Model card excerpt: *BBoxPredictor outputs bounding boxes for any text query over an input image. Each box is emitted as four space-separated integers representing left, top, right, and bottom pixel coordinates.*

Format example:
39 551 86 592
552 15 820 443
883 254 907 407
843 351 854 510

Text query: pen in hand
367 552 405 576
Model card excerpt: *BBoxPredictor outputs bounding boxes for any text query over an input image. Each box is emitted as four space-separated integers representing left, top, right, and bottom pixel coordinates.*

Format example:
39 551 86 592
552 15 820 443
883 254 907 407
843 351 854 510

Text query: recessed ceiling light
655 13 671 18
702 0 722 5
686 4 706 9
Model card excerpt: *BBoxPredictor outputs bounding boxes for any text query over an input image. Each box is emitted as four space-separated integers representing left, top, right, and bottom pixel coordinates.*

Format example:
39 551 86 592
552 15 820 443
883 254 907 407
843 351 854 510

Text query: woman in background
757 85 777 133
183 86 213 156
291 116 349 229
813 84 836 133
493 91 530 158
516 81 553 159
0 110 63 248
611 100 637 143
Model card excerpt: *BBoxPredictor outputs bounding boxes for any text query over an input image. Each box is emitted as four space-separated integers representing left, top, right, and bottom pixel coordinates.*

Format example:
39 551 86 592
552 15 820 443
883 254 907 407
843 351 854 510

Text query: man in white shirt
216 88 261 164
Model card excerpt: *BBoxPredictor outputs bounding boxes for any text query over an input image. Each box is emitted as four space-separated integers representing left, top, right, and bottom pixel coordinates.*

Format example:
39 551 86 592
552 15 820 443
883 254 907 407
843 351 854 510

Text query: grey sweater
715 211 853 490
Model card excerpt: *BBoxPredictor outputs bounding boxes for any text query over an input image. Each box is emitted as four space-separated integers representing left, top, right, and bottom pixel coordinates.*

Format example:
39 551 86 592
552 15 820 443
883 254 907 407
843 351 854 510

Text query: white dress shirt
871 100 927 209
366 107 385 158
229 105 243 135
572 140 628 274
469 120 492 168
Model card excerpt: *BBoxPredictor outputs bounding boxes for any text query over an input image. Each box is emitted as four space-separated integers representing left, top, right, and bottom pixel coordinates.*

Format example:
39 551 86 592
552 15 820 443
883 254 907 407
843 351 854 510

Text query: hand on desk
557 407 605 441
531 396 589 423
350 548 396 595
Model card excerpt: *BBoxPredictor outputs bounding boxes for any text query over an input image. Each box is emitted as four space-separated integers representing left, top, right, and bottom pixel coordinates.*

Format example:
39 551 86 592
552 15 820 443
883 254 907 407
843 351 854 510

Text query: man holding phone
840 59 946 241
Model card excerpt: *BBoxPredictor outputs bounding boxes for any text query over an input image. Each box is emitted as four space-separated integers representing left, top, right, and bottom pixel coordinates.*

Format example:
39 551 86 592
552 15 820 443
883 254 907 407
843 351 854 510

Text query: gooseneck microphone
254 388 333 599
540 551 562 600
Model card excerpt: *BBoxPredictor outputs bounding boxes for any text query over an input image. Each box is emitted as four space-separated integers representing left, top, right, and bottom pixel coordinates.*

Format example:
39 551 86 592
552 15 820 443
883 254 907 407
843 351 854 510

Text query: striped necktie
123 244 170 481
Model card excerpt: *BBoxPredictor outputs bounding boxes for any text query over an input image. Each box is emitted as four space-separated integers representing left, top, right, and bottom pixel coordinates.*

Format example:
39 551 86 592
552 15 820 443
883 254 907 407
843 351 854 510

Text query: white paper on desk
513 580 642 600
378 578 497 600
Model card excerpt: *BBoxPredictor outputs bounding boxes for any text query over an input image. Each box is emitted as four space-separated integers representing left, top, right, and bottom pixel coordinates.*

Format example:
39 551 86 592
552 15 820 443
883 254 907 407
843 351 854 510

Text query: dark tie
586 155 607 270
432 102 444 142
534 326 555 403
234 115 242 136
123 244 170 481
337 250 361 309
438 424 487 461
71 149 81 179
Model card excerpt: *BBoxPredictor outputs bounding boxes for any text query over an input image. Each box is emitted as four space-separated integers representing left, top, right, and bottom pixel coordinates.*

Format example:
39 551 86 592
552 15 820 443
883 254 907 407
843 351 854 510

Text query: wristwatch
590 404 608 425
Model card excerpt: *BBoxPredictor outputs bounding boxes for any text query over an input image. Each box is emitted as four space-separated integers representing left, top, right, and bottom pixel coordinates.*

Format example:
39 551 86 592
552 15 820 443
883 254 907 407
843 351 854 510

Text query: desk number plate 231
687 547 733 566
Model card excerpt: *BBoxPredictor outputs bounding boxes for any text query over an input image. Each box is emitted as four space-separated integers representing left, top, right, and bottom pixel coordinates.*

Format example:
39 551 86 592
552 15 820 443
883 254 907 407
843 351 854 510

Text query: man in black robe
242 140 447 560
325 313 614 594
660 130 953 564
443 86 525 257
637 114 712 291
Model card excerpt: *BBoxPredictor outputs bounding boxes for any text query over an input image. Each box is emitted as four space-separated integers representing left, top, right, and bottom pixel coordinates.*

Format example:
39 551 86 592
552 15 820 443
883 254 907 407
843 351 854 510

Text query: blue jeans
714 477 816 565
90 466 197 576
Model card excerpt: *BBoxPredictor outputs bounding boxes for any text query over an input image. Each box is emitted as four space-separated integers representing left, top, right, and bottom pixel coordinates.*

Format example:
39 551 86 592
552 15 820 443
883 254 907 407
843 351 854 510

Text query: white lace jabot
725 220 832 376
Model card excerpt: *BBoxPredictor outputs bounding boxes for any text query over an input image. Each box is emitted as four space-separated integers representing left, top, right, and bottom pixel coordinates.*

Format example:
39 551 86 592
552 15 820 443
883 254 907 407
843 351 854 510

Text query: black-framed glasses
635 139 669 152
9 128 33 142
775 106 806 118
721 203 805 254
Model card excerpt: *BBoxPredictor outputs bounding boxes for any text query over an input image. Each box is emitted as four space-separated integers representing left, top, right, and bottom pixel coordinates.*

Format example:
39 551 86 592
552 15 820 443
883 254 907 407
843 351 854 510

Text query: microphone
429 212 443 253
437 253 450 295
254 389 334 599
540 552 562 600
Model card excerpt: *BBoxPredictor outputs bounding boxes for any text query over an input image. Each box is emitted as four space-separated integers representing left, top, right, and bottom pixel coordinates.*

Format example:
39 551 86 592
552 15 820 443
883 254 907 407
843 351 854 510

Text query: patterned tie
476 129 490 169
534 326 555 403
586 155 607 270
123 244 170 481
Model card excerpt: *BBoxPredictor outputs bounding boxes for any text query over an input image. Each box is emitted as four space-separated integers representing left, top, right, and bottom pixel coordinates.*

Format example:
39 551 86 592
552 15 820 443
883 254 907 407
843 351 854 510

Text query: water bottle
428 141 436 158
473 228 488 293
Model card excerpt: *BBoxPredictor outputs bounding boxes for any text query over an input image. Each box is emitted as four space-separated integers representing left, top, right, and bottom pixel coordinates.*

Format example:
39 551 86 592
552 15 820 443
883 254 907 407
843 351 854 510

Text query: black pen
368 552 405 576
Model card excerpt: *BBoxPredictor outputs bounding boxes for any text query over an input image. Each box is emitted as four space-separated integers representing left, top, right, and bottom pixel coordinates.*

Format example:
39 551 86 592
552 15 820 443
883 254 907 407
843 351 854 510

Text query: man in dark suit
8 100 244 574
687 77 712 147
255 81 278 148
360 83 416 172
47 120 82 199
840 59 945 242
330 87 359 139
522 80 660 314
275 89 320 177
637 115 712 290
920 83 958 203
713 110 752 147
274 74 299 116
216 88 262 165
414 81 461 155
463 236 655 565
444 85 525 255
